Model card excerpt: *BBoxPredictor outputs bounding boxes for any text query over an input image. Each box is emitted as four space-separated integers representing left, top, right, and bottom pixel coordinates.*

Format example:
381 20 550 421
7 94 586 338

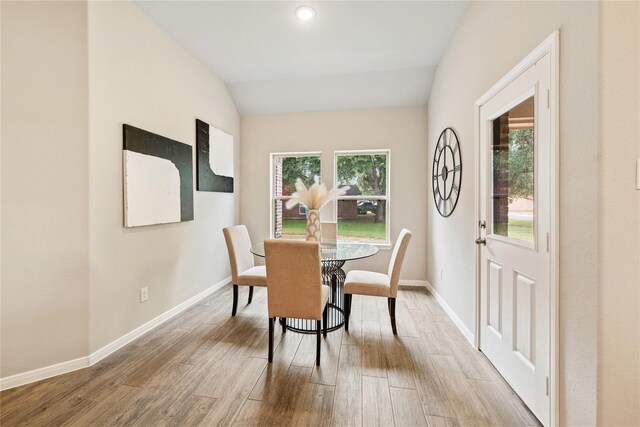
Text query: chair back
321 221 337 244
223 225 255 284
387 229 412 297
264 239 324 320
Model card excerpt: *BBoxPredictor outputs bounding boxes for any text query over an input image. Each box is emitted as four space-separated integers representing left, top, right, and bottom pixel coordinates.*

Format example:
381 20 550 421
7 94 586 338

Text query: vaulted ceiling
134 1 469 115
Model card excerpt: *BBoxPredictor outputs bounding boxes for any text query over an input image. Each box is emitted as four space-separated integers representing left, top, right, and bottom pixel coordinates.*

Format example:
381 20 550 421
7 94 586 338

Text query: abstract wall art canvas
123 124 194 227
196 119 234 193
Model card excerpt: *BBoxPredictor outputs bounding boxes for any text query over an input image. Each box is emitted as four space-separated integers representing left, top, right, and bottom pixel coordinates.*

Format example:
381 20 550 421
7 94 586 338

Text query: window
271 152 321 239
334 150 390 245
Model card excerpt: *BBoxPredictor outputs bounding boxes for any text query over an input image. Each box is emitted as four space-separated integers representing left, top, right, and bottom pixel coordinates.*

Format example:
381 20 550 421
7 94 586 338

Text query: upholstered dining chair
320 221 337 244
264 240 329 366
223 225 266 316
344 228 412 335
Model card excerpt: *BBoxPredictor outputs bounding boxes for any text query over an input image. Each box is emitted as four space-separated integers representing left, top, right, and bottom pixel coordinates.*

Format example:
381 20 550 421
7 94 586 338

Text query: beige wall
240 107 428 280
1 0 239 378
597 2 640 425
426 1 599 425
87 1 239 352
1 1 90 376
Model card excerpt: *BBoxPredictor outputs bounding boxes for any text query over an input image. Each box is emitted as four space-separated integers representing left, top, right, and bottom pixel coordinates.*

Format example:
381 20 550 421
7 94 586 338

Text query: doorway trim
473 30 559 427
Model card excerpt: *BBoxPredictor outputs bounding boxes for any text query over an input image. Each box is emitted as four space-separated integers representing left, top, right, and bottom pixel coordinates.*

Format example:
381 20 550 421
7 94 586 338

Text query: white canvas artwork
209 127 234 178
195 119 233 192
123 151 182 227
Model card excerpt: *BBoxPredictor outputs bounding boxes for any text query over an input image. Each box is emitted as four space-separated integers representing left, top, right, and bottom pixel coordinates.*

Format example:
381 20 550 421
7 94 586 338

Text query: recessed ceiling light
295 5 315 22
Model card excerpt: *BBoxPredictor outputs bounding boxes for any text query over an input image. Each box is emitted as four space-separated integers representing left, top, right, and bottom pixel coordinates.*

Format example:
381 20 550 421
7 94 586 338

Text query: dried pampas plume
285 178 349 211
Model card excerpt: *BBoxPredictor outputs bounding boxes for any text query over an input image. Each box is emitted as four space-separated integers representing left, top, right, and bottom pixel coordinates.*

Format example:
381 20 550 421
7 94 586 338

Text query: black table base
285 260 346 334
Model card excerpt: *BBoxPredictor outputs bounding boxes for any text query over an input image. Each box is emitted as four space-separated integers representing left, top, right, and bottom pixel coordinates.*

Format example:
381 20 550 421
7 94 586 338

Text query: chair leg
232 284 239 316
316 320 321 366
248 286 254 304
268 317 274 363
323 305 328 337
387 297 391 315
344 293 352 331
389 298 397 335
282 318 287 334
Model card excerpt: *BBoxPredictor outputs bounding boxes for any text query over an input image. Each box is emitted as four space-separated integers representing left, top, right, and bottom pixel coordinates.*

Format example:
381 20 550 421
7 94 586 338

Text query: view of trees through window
491 95 535 243
280 156 321 194
503 129 534 201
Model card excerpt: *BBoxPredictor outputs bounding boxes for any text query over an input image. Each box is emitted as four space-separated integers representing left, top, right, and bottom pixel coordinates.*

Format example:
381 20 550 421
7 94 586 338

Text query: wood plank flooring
0 286 540 426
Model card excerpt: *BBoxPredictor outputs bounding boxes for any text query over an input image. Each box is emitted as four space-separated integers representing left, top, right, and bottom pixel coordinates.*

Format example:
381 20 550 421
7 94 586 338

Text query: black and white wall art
196 119 234 193
123 124 194 227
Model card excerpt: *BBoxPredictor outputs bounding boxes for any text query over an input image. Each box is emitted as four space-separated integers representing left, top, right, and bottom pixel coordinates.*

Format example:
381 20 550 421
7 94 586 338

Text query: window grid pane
336 154 387 196
273 199 307 239
337 199 387 242
272 154 321 238
274 155 321 197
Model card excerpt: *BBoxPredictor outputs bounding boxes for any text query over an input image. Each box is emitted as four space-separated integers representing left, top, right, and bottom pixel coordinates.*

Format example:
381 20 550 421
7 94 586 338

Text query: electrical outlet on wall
439 268 444 280
140 287 149 303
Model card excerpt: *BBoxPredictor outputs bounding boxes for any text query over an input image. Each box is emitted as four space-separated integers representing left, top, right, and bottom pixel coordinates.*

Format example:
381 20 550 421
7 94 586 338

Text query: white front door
478 52 551 425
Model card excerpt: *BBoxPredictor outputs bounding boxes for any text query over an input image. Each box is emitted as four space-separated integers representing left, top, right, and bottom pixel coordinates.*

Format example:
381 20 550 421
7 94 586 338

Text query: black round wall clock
432 127 462 217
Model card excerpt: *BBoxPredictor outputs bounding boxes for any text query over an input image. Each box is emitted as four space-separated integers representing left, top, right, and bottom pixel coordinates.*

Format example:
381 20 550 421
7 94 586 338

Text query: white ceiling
133 1 469 115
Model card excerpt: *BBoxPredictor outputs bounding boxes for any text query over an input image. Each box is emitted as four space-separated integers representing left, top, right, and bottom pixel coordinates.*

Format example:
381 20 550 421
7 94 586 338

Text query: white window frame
269 151 322 239
334 149 391 248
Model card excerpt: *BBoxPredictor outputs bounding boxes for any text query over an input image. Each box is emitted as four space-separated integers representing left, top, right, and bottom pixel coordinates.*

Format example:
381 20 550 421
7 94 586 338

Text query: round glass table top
250 240 379 262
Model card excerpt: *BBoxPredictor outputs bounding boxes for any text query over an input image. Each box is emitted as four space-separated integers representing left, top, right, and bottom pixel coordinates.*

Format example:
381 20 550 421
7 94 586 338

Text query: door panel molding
487 260 503 336
513 270 536 367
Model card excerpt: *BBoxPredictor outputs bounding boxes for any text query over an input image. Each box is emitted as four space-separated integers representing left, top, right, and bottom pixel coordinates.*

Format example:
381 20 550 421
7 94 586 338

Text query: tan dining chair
344 228 412 335
321 221 337 244
264 239 329 366
223 225 266 316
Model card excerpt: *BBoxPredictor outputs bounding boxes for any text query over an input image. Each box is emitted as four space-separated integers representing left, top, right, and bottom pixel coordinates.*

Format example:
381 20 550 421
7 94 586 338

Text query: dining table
250 240 379 333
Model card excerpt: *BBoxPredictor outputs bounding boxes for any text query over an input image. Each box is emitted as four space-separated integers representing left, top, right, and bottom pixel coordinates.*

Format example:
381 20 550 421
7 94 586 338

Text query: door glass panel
491 96 535 243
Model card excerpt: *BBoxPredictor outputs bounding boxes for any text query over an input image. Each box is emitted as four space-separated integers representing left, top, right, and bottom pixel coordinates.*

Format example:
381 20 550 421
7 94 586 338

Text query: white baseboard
0 276 231 391
399 280 429 287
424 281 475 344
89 276 230 365
0 356 90 391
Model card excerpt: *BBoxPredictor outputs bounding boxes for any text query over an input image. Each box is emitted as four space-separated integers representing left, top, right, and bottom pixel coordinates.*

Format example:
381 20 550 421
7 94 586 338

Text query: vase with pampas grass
285 178 349 242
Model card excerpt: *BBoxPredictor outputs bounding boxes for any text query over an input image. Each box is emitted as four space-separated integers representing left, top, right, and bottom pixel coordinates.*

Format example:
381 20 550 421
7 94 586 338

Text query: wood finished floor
0 286 540 427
